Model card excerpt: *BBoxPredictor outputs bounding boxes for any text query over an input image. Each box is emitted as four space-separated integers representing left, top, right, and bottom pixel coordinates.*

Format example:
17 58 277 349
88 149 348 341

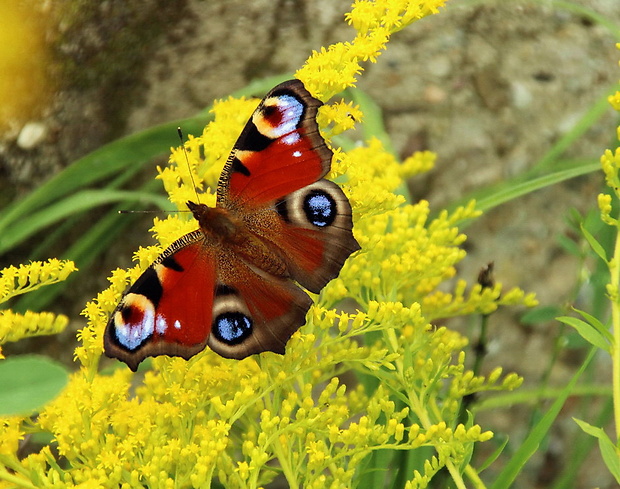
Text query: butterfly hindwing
207 252 313 359
241 179 360 294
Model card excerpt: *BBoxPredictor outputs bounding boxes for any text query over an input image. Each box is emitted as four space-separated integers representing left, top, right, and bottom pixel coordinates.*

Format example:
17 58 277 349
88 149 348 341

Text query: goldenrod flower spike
297 0 447 100
0 259 76 348
0 258 76 303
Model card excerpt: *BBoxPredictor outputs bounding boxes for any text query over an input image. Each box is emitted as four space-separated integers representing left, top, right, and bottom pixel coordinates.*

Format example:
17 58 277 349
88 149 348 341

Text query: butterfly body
104 80 359 371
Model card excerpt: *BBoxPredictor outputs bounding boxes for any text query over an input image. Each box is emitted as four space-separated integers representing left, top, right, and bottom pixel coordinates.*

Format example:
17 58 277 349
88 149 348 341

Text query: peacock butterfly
104 79 360 371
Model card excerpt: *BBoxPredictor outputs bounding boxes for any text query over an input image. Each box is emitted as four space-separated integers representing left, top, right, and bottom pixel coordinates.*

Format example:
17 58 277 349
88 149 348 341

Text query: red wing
216 80 331 208
105 80 359 372
104 232 216 372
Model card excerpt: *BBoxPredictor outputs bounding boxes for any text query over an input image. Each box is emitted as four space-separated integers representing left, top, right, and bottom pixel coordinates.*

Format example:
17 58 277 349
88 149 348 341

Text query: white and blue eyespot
272 94 303 137
277 180 346 230
114 293 156 351
208 290 254 348
254 94 304 141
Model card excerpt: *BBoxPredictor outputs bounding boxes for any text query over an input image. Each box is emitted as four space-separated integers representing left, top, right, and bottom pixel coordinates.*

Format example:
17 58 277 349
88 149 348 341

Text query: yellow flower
0 259 76 347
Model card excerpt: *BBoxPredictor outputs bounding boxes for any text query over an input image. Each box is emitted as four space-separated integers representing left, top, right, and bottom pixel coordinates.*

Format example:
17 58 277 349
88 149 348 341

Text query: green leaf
572 307 614 343
0 114 210 237
556 233 582 257
478 435 509 472
556 316 611 353
357 449 392 489
0 189 170 254
580 223 608 263
0 356 69 415
521 305 563 324
573 418 620 484
446 160 601 225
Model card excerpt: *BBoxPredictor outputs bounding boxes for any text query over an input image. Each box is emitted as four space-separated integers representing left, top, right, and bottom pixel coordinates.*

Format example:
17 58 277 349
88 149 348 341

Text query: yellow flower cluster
0 258 76 302
297 0 447 100
0 310 68 346
0 259 76 358
1 1 539 488
597 76 620 307
599 147 620 226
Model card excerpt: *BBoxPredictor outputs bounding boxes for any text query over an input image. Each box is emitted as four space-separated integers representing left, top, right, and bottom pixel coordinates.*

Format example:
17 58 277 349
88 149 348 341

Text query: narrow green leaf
447 160 600 222
574 417 606 438
556 233 582 257
580 223 608 263
0 115 210 236
599 433 620 484
14 179 165 312
357 449 392 489
521 306 563 325
573 418 620 484
0 356 69 415
572 307 614 343
556 316 611 352
478 436 509 472
0 190 170 254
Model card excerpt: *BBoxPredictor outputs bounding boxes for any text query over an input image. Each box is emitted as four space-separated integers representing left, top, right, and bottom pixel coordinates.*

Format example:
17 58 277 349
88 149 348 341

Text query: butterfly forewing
217 80 332 207
104 234 215 371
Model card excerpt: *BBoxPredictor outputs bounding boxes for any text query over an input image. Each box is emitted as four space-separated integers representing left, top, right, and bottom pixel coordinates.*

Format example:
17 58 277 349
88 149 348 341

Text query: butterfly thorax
187 201 243 243
187 200 288 277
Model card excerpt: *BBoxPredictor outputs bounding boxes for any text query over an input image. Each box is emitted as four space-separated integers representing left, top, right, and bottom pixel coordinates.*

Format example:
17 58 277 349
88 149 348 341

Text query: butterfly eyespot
303 190 336 227
114 293 156 351
276 180 347 232
212 312 253 345
256 94 304 139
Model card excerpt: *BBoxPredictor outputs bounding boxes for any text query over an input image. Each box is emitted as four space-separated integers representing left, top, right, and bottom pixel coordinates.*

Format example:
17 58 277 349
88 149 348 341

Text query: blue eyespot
213 312 253 345
304 190 335 227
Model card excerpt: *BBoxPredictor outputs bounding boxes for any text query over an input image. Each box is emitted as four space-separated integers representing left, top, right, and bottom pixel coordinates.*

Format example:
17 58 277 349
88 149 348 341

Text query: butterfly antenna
177 127 201 204
119 210 169 214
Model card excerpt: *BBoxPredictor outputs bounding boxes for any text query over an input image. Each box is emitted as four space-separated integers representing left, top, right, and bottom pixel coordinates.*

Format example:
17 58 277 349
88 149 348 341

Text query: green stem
610 217 620 444
0 469 38 489
464 463 488 489
445 459 468 489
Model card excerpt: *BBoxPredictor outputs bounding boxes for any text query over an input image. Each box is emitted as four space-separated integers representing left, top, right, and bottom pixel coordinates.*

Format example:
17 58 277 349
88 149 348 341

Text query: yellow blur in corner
0 0 55 132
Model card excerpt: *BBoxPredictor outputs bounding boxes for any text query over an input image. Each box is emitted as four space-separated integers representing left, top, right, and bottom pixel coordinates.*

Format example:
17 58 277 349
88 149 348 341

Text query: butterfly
104 79 360 371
